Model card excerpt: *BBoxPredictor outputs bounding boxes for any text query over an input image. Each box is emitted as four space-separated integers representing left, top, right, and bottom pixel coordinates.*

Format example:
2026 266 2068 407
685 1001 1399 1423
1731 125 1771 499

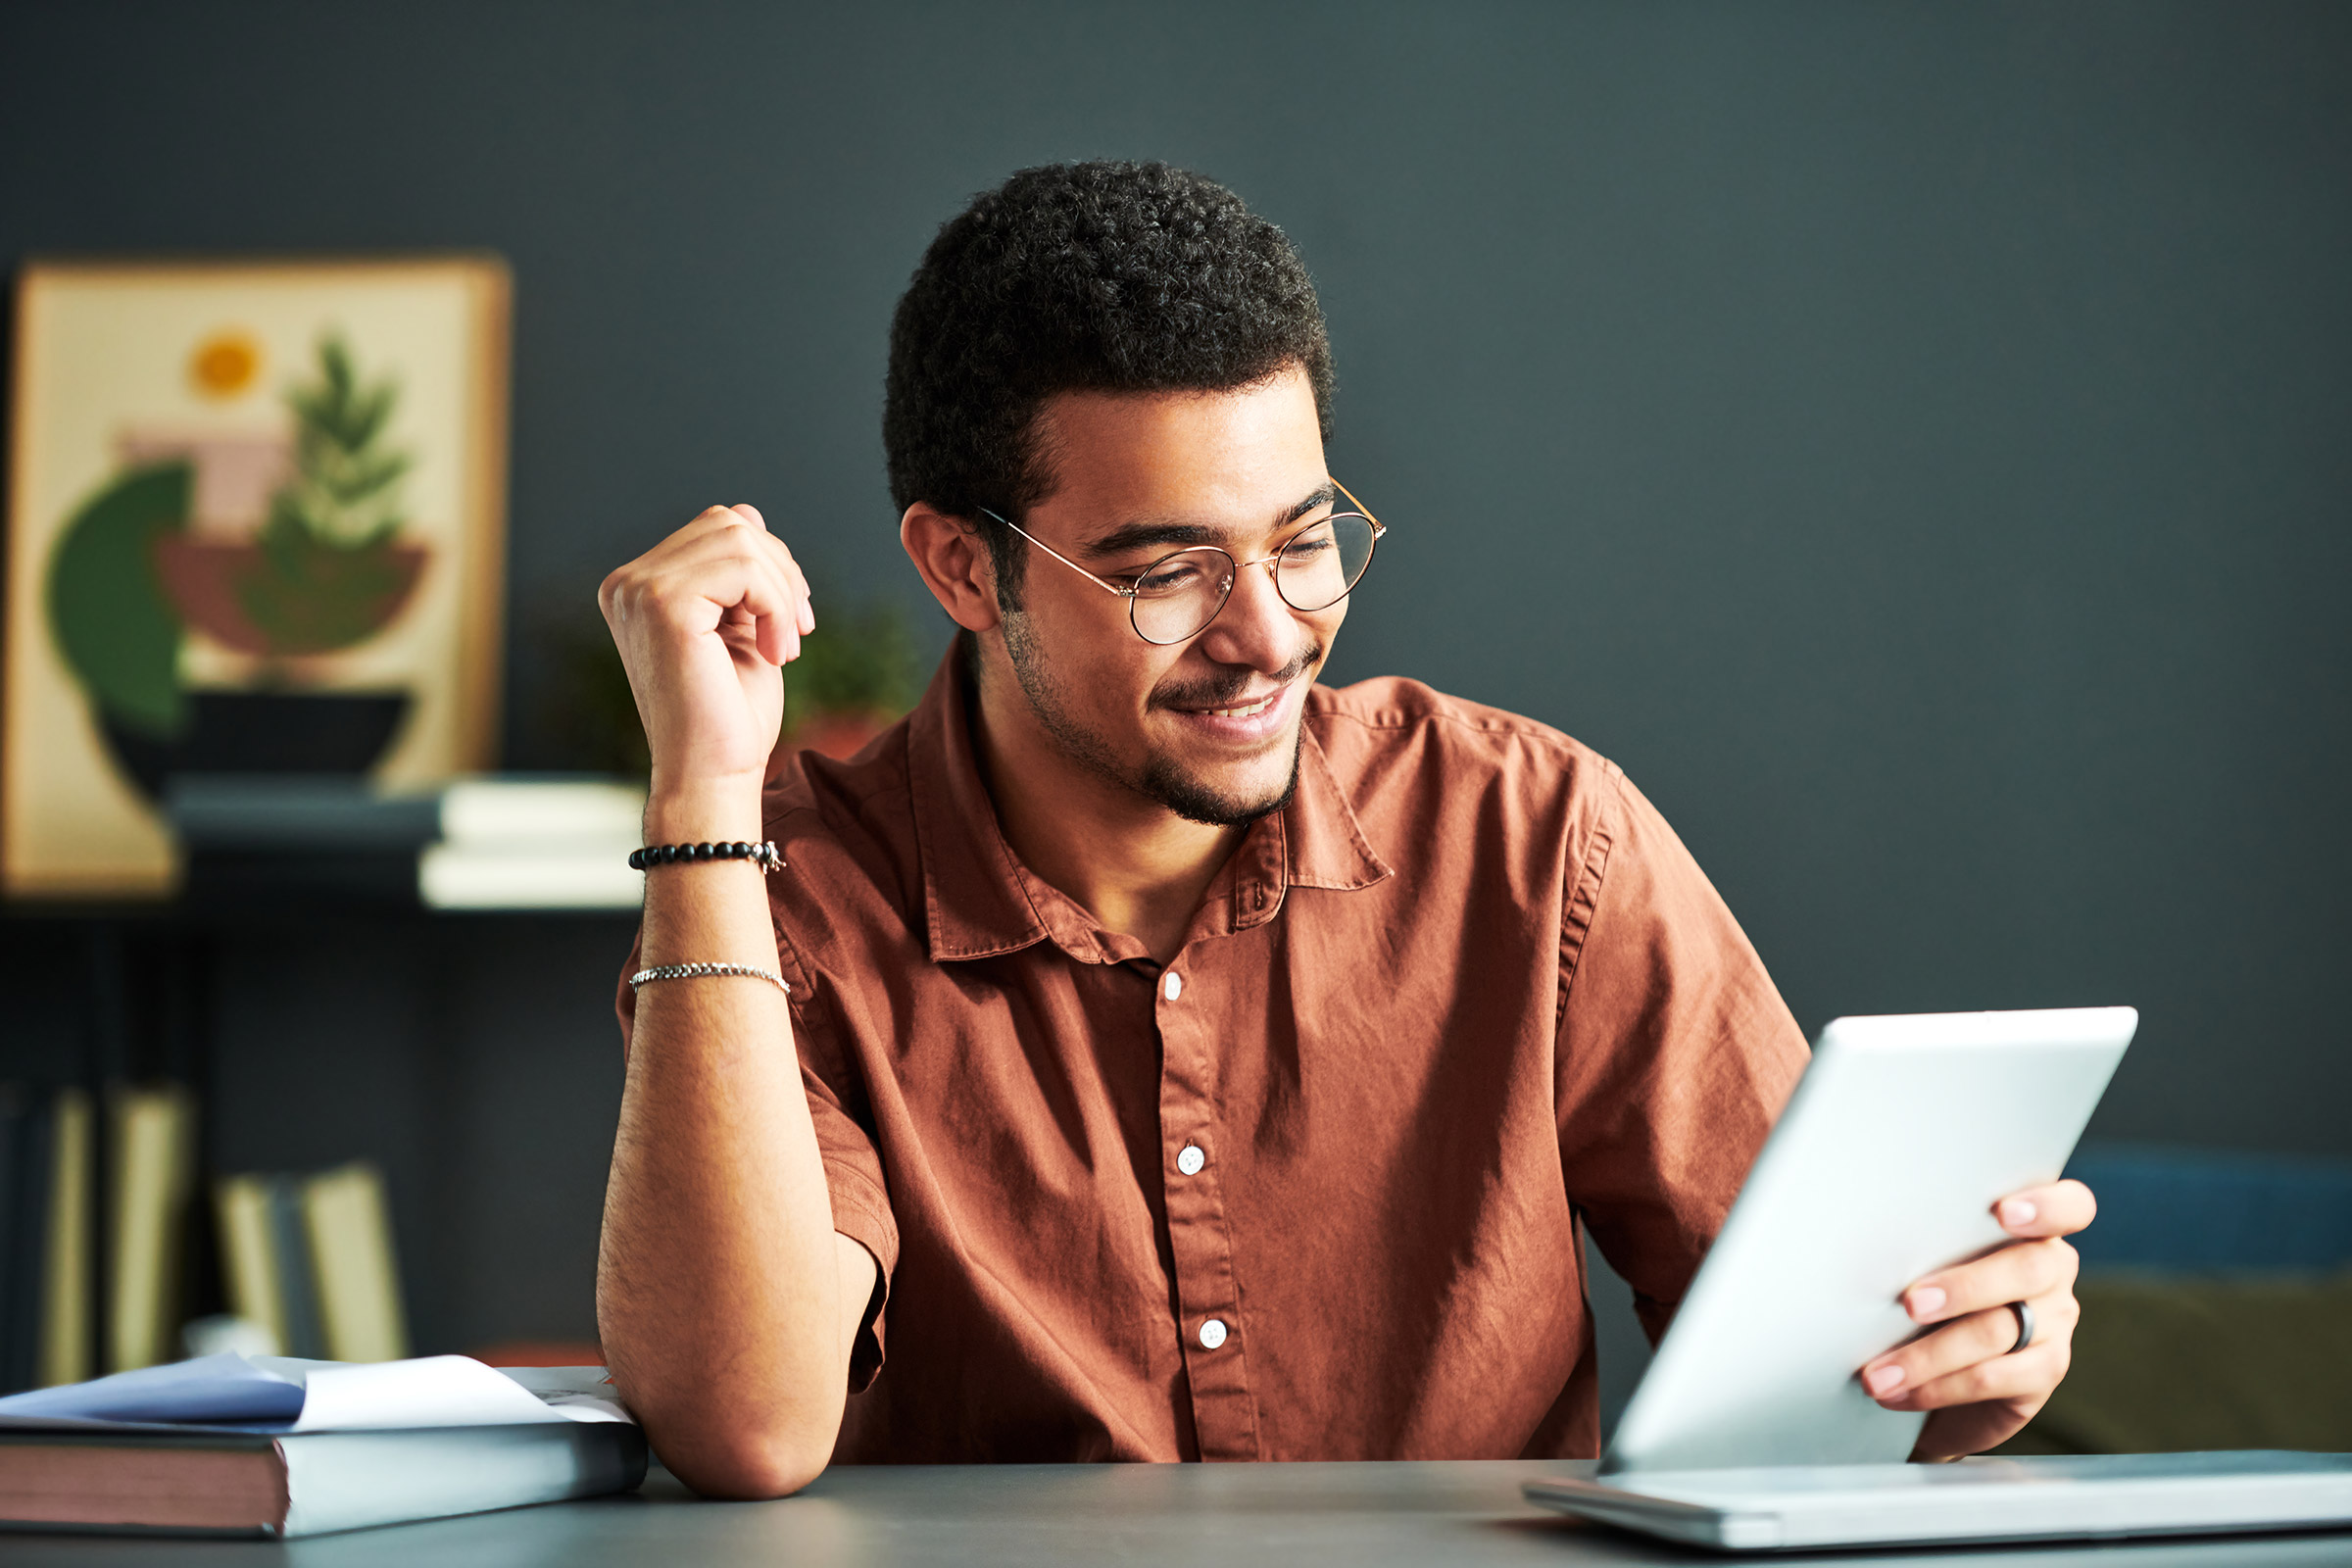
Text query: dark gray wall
3 2 2346 1352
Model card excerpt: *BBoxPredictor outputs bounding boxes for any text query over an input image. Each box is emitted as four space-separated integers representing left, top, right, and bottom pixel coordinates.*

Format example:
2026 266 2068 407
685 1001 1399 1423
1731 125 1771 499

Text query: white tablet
1599 1005 2136 1475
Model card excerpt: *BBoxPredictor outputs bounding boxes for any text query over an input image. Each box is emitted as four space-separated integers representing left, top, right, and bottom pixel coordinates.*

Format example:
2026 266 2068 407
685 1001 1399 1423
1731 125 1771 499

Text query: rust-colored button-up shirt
617 655 1807 1464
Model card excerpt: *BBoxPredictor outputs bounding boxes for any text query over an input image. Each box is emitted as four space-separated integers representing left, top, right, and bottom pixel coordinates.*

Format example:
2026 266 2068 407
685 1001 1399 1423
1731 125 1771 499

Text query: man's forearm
597 788 859 1497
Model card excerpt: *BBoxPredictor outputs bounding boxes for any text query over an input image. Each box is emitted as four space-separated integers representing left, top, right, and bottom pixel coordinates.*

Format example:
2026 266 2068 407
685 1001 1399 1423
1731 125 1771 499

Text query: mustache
1150 642 1325 711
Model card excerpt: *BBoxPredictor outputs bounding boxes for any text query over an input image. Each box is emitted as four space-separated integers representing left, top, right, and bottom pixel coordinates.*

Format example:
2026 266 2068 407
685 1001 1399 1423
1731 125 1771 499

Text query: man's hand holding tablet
1870 1177 2095 1459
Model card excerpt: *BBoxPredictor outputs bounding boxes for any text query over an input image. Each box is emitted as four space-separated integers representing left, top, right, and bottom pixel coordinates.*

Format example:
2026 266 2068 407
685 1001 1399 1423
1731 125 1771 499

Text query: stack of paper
416 778 648 909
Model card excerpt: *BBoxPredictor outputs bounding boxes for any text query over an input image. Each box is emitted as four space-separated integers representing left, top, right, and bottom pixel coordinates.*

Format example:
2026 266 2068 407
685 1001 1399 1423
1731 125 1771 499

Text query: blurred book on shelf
164 774 647 910
213 1161 408 1361
2 1088 416 1392
105 1085 197 1375
0 1084 164 1395
38 1091 93 1388
164 776 436 904
0 1089 44 1391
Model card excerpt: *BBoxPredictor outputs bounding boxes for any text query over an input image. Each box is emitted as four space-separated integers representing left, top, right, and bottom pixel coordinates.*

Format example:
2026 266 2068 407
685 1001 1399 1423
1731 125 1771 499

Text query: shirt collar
908 649 1393 965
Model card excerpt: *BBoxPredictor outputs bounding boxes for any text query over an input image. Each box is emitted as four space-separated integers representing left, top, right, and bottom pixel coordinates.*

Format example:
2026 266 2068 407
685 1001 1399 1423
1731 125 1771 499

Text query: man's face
990 366 1343 827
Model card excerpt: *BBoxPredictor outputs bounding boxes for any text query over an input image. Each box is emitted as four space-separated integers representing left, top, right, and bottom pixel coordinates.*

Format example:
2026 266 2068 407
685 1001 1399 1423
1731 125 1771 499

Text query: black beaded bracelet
627 840 785 873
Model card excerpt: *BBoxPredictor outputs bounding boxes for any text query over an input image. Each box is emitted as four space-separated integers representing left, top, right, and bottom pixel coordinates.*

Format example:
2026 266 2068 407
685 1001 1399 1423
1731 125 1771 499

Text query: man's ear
901 504 1003 632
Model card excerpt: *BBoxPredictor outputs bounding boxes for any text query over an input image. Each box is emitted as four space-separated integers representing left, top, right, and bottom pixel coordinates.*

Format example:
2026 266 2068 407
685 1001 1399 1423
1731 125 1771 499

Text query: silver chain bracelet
628 961 791 995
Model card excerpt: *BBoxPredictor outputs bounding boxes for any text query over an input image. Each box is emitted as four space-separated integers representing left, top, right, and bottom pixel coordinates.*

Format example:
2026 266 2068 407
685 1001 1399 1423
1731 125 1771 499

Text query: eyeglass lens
1129 513 1379 645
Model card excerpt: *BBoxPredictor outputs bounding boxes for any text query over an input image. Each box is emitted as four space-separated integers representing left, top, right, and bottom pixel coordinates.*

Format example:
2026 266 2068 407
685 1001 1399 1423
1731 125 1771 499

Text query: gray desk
3 1461 2349 1566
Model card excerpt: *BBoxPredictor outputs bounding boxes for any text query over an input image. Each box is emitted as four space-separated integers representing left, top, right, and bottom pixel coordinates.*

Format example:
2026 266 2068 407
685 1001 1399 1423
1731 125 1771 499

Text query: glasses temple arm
978 508 1134 599
1329 477 1380 530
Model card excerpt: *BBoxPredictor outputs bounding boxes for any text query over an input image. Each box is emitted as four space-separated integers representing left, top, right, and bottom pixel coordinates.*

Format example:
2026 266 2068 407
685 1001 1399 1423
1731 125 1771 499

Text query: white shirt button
1176 1144 1205 1176
1199 1318 1227 1349
1162 971 1183 1002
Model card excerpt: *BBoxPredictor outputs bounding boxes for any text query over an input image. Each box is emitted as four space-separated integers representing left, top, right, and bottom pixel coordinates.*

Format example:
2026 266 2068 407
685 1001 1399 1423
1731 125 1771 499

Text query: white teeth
1202 693 1277 719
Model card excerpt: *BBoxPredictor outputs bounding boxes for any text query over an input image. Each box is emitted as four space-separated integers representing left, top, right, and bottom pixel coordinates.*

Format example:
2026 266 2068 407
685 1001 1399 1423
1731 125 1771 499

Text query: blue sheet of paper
0 1352 304 1427
0 1353 631 1434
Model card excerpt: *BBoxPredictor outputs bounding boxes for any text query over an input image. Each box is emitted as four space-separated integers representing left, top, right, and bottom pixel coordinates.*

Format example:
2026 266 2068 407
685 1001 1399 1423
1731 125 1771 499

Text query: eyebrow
1082 482 1338 562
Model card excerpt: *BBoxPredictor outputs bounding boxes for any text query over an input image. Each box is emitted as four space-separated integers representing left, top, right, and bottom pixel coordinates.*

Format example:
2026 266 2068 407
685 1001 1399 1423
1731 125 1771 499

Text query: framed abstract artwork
4 258 511 898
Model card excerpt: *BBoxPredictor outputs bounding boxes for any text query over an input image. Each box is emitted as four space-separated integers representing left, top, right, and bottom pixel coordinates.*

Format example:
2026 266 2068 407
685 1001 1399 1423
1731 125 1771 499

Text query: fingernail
2000 1199 2037 1229
1907 1285 1946 1319
1866 1364 1904 1396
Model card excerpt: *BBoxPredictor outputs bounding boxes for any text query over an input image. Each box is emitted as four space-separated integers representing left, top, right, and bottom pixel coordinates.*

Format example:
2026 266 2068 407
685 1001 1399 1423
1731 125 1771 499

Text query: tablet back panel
1600 1006 2135 1475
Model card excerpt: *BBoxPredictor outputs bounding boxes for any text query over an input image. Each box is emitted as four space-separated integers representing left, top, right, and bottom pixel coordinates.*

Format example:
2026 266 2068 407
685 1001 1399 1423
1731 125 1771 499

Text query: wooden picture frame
4 257 511 898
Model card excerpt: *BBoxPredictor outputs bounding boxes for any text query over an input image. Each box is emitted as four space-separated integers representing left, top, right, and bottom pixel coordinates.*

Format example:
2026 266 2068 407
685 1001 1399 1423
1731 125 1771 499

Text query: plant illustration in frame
5 260 510 897
167 334 428 662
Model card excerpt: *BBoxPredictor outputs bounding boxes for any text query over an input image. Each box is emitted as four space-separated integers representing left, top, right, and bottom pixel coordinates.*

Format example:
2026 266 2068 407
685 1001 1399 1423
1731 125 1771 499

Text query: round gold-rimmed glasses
980 479 1386 646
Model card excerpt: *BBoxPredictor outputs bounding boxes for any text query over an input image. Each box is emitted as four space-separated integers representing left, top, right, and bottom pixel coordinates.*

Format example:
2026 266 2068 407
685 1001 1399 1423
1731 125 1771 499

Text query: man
596 162 2091 1497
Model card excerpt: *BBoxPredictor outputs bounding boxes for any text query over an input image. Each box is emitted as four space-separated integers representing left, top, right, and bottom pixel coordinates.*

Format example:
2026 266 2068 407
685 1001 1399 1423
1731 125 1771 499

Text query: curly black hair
884 161 1334 607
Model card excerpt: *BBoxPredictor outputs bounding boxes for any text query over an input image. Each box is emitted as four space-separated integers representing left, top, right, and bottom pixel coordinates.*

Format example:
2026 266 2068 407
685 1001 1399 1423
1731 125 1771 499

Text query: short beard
1001 614 1315 828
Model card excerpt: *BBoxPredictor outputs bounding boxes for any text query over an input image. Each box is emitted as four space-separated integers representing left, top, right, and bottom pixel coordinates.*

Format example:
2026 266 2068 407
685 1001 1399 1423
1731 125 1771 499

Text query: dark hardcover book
0 1423 646 1538
3 1095 58 1394
166 778 440 908
0 1091 22 1393
162 777 441 852
267 1178 325 1361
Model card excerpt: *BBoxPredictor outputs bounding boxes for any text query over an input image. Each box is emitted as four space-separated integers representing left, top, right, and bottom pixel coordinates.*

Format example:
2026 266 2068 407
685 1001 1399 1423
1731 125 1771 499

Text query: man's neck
968 664 1246 967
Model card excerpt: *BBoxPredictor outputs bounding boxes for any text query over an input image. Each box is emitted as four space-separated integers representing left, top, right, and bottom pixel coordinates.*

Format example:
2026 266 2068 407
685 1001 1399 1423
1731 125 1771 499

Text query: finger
717 609 790 671
1880 1333 2070 1414
728 503 766 529
633 511 809 654
1862 1288 2075 1403
677 504 757 544
771 533 818 629
714 525 811 636
1902 1237 2077 1324
1993 1178 2096 1239
606 514 751 622
635 505 775 574
644 543 801 662
725 548 800 665
757 550 801 664
757 530 816 634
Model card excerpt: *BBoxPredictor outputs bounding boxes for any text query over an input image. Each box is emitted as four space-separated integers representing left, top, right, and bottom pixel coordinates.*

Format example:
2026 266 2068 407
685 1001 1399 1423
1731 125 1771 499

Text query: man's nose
1194 555 1298 671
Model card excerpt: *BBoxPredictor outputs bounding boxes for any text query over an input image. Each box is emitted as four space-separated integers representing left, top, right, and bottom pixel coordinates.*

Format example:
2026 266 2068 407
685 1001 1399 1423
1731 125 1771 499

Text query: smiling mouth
1152 642 1326 726
1190 691 1281 720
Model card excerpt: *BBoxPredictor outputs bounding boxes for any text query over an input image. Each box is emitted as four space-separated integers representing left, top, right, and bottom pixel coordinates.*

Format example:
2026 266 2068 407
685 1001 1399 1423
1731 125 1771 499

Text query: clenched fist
598 505 814 834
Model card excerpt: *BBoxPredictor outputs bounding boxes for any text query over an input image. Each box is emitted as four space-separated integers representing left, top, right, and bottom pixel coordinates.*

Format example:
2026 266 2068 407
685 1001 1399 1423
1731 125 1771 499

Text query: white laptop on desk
1522 1006 2352 1550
